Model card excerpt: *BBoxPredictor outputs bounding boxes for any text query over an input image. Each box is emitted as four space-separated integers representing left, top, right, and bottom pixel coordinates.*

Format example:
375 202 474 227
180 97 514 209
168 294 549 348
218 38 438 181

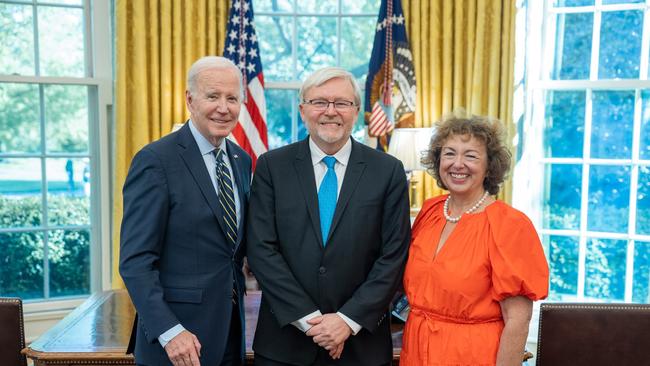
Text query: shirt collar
309 137 352 167
188 119 228 156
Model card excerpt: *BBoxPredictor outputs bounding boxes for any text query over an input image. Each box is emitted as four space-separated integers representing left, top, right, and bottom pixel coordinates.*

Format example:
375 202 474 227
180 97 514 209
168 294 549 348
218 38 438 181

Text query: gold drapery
402 0 516 207
112 0 229 288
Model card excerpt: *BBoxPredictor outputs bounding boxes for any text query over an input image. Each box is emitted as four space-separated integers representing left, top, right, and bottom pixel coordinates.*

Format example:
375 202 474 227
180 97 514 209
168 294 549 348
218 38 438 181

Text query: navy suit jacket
246 138 411 365
119 122 251 365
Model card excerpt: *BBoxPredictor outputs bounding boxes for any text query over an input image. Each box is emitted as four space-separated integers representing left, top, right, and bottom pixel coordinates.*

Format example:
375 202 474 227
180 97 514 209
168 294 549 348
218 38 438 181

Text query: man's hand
306 313 352 350
164 330 202 366
329 342 344 359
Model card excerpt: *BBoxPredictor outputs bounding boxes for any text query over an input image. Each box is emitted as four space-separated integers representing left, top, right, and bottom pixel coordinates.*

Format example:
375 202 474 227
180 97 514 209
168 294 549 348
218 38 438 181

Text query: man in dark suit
246 67 411 366
119 56 251 366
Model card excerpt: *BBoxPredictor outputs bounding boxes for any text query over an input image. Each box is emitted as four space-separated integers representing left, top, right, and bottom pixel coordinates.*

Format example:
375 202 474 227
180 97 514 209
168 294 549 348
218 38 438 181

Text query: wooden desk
24 290 403 365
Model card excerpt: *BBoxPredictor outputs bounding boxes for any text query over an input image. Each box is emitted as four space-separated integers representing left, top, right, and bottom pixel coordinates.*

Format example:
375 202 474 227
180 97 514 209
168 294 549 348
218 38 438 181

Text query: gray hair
186 56 244 100
299 67 361 106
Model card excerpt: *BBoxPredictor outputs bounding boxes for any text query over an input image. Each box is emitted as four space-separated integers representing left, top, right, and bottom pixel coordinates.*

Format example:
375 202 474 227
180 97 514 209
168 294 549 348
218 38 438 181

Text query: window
0 0 111 302
254 0 380 149
517 0 650 303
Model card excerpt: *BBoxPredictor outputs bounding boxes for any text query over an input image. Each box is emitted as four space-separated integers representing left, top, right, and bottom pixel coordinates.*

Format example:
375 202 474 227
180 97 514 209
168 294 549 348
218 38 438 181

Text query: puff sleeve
486 203 549 302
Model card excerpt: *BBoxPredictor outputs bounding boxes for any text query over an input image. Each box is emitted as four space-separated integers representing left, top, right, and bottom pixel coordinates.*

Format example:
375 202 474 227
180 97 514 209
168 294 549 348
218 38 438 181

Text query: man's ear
185 90 193 110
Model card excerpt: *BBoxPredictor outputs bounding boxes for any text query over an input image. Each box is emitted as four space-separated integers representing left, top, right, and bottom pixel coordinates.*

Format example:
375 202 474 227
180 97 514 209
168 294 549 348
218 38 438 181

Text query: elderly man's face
299 77 359 155
185 67 241 146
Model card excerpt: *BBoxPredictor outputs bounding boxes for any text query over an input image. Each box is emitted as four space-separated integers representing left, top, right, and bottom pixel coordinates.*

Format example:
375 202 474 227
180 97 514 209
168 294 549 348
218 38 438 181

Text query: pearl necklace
443 191 489 223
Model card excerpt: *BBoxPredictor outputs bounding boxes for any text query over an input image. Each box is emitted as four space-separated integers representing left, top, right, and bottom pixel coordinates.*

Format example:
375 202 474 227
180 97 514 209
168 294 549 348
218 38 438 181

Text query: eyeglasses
302 99 358 111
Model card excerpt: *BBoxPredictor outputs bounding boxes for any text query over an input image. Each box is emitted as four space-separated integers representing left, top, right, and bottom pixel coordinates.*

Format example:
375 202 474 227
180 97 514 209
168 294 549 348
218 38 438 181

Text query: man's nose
324 102 338 115
215 98 229 111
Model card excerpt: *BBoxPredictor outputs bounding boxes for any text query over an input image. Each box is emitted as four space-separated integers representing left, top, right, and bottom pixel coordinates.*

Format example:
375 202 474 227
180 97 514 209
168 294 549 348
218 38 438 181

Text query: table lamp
387 127 434 209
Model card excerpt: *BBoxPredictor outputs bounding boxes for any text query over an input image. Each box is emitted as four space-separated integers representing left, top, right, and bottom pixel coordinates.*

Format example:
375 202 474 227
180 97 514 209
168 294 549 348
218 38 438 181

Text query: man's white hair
186 56 244 100
298 67 361 106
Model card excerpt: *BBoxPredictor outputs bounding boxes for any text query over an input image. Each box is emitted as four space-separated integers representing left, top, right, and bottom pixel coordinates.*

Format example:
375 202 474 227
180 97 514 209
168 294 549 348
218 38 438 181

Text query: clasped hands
305 313 352 359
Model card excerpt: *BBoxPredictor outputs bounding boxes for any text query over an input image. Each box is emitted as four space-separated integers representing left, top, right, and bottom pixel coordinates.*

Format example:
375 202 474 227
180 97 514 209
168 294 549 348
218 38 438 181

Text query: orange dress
400 195 549 366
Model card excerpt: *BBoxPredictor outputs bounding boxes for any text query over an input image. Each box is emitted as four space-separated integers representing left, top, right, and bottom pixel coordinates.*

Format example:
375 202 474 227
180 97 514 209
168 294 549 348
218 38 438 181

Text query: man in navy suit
246 67 411 365
120 56 251 366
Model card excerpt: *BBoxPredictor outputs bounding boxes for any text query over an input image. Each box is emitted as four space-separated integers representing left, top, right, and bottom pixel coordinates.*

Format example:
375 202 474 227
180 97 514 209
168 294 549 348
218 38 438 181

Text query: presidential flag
223 0 268 167
365 0 416 150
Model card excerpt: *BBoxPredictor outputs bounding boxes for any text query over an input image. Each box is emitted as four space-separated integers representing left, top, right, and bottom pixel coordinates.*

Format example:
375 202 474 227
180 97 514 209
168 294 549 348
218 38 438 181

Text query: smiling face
185 66 242 147
299 77 359 155
438 134 489 200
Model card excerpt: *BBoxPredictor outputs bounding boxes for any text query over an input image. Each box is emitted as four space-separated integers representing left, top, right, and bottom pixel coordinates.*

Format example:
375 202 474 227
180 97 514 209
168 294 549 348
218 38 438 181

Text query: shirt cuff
337 312 362 335
158 324 185 348
291 310 323 332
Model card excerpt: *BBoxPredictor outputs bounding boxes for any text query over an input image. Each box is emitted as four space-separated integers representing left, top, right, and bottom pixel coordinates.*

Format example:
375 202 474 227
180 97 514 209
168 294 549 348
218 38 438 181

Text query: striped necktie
214 148 239 304
318 156 337 245
214 148 238 247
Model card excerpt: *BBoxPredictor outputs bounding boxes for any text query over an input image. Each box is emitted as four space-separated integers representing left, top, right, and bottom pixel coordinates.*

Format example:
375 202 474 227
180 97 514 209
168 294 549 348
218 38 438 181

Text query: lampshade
387 127 435 171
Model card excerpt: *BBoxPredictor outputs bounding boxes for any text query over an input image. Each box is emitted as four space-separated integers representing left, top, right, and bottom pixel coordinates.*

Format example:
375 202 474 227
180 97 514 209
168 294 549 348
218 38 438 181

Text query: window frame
256 0 378 146
515 0 650 306
0 0 113 313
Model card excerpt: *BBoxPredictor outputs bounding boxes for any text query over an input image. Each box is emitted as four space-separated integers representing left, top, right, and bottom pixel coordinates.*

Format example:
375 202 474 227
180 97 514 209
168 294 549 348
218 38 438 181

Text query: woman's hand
496 296 533 366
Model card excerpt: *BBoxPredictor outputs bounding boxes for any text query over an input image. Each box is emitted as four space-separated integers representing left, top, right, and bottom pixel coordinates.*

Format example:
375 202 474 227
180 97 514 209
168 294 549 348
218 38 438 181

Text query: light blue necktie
318 156 337 245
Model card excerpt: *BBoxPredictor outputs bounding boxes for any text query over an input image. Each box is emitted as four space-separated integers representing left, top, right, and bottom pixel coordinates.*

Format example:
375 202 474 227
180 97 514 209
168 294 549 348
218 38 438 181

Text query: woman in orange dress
400 113 549 366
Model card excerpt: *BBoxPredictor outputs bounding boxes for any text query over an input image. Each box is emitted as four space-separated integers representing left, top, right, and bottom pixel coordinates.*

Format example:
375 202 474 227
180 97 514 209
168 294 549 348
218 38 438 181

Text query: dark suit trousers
254 351 391 366
220 303 242 366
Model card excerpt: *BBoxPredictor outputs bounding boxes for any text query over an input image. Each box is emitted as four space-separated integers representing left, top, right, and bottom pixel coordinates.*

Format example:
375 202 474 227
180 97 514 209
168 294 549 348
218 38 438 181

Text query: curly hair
421 111 512 195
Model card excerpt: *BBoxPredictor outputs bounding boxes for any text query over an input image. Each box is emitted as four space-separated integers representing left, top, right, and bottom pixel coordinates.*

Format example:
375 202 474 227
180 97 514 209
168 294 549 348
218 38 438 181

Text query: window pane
551 13 592 80
0 3 35 75
585 238 626 301
553 0 593 6
297 0 336 14
38 0 82 5
48 228 90 297
588 165 630 233
0 158 42 228
44 84 88 153
296 17 336 80
0 231 44 299
341 17 375 82
38 5 84 76
342 0 380 13
0 83 41 153
591 91 633 159
256 15 294 81
633 241 650 303
254 0 294 13
598 10 642 79
602 0 643 4
637 166 650 235
544 164 582 230
47 158 90 226
641 90 650 159
546 235 579 300
544 91 585 157
266 89 295 149
297 113 309 141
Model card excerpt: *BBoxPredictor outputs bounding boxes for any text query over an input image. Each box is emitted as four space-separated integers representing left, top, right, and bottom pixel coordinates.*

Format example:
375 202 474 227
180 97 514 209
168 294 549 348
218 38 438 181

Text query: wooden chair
0 297 27 366
536 302 650 366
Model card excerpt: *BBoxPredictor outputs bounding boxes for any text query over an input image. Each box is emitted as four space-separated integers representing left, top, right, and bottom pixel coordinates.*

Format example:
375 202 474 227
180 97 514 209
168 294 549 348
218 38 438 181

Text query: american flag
365 0 416 150
223 0 268 167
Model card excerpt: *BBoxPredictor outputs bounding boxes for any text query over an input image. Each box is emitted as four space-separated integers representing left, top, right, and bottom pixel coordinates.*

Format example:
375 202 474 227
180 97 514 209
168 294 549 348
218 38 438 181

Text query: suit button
319 266 326 274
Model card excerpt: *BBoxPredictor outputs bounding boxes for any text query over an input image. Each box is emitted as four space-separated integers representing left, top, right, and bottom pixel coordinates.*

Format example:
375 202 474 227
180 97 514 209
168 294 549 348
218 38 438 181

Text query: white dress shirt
158 120 241 347
290 137 362 336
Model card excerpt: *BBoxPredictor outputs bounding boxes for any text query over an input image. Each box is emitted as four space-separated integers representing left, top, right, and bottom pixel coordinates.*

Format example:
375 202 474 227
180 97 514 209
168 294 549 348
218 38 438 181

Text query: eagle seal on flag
365 0 416 150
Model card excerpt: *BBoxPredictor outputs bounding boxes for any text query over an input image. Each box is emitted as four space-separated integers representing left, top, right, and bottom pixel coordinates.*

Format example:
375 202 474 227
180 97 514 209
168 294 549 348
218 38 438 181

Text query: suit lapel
328 139 366 241
176 123 228 235
294 139 324 249
225 139 247 250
